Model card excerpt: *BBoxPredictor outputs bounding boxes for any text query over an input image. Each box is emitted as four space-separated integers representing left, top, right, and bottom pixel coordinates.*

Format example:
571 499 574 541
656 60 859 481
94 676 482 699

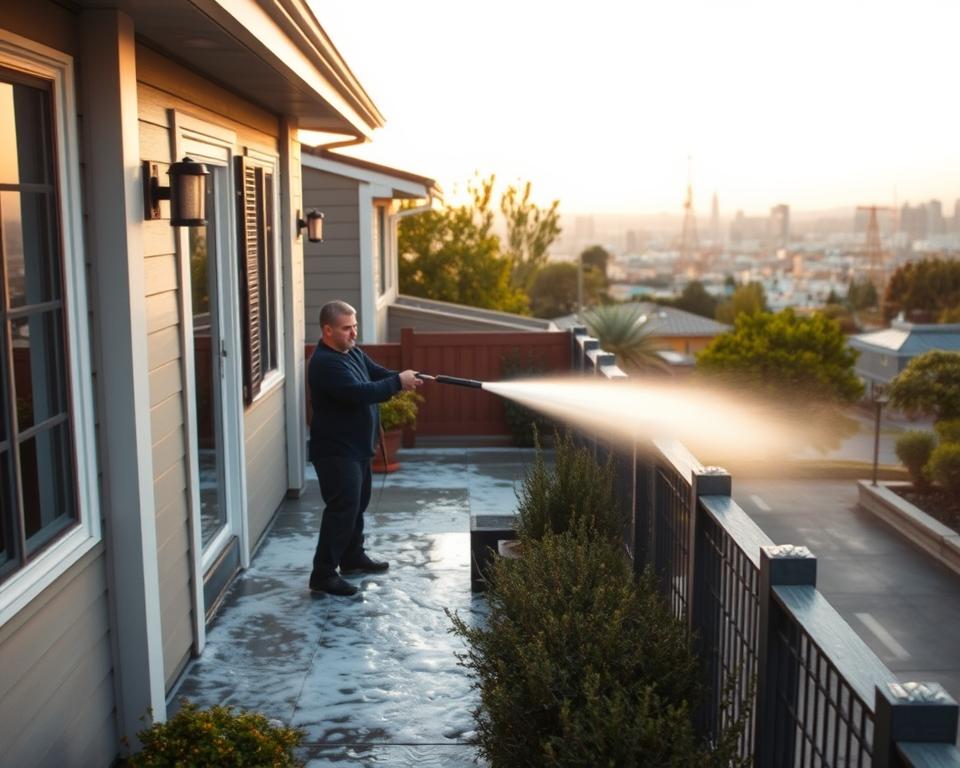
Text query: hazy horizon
307 1 959 216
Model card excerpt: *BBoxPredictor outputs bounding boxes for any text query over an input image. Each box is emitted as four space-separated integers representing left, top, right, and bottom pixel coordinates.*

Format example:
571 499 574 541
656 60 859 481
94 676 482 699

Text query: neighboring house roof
849 321 960 356
553 303 731 338
391 295 556 332
302 148 441 200
80 0 383 137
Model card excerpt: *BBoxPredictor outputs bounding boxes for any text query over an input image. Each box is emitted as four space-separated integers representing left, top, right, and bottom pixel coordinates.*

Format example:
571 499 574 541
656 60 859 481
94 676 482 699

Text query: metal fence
571 328 960 768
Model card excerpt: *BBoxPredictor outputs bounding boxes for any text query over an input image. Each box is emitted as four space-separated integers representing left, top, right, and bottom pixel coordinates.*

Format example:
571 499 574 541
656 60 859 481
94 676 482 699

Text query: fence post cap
883 682 957 706
763 544 814 559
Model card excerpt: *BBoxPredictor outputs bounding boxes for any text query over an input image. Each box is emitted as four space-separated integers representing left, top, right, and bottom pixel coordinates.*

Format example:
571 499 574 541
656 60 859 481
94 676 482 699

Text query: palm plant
582 303 667 373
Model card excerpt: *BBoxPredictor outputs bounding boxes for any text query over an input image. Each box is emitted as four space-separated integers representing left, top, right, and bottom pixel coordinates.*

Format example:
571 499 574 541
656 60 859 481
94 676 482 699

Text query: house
553 302 731 368
0 1 384 764
300 148 555 343
849 319 960 396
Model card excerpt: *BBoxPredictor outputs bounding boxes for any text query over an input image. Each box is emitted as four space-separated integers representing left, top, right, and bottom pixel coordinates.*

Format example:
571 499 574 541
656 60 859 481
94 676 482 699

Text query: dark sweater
308 342 401 461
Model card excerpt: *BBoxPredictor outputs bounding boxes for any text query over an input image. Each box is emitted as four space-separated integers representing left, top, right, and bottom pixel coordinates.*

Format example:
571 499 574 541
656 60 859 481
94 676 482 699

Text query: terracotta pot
372 429 403 473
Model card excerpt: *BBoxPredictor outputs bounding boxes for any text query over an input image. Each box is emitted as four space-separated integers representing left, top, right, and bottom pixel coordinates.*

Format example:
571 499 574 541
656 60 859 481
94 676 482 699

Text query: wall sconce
143 157 210 226
297 210 324 243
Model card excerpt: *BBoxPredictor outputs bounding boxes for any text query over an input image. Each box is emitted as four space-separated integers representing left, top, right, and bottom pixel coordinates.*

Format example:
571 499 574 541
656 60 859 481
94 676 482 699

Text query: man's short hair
320 300 356 329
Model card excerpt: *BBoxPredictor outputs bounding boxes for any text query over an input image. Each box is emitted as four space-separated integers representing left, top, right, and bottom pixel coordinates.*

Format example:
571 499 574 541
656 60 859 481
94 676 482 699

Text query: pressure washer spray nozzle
415 372 484 389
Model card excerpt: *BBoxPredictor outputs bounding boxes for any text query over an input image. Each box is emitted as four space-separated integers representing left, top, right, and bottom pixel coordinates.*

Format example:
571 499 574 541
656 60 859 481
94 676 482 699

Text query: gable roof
849 321 960 356
553 302 731 338
302 148 441 200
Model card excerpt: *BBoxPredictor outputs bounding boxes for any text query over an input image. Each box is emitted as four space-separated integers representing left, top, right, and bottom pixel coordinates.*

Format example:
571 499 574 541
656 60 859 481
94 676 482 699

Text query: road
733 477 960 712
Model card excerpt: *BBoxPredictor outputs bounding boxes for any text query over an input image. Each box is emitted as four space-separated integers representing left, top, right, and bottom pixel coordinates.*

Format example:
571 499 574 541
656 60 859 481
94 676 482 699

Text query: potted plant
373 390 424 473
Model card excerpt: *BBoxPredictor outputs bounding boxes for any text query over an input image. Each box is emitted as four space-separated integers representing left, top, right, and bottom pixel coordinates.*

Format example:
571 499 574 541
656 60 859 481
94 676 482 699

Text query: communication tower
679 158 700 275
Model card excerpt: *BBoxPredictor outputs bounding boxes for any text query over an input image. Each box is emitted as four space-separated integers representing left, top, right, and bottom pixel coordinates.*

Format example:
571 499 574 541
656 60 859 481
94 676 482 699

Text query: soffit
74 0 383 136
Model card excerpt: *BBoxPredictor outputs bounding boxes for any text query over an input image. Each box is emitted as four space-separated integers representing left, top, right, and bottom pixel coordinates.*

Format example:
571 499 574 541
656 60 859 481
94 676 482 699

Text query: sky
307 1 960 216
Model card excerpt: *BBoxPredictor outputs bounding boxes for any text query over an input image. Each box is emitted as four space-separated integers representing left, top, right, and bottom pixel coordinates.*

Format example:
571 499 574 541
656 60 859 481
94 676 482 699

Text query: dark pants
311 457 372 580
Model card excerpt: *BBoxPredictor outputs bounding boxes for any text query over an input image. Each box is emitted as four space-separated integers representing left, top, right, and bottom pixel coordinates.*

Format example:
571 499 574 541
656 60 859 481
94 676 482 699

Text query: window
235 156 279 403
0 37 97 613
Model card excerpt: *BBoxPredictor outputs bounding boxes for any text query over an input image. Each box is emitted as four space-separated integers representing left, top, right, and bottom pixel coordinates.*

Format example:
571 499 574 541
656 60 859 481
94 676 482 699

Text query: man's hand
399 370 425 391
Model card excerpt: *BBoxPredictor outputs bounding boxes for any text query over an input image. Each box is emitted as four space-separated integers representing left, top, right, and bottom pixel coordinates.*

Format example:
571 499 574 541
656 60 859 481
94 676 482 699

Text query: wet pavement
172 447 540 767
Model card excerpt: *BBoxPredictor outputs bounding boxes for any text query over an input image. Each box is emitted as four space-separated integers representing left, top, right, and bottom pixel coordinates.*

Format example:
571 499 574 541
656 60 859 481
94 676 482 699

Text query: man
308 301 424 596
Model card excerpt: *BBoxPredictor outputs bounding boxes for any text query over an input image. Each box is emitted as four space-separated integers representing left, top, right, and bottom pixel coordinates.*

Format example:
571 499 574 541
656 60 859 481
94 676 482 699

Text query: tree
580 245 610 275
696 309 864 403
888 351 960 422
669 280 718 319
846 276 878 311
714 282 768 325
528 261 604 318
399 175 528 314
500 180 561 291
883 258 960 322
583 303 667 373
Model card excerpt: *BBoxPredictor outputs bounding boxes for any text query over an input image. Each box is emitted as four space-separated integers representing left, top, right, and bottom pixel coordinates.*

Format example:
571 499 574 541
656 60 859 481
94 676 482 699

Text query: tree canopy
696 309 864 404
888 351 960 422
883 258 960 322
528 261 606 319
500 180 561 291
714 282 768 325
398 175 528 314
846 276 878 311
664 280 718 320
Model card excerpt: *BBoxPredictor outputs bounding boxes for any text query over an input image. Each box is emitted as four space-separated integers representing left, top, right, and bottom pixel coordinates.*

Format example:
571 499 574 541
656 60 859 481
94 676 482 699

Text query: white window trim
243 146 285 403
0 30 100 626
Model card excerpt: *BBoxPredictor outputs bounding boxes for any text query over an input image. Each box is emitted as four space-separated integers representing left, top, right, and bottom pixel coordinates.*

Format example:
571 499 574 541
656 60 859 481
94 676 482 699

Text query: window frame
0 30 100 627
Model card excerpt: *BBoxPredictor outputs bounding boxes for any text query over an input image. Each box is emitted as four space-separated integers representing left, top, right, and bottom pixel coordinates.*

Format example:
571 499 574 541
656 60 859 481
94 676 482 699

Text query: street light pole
871 388 889 487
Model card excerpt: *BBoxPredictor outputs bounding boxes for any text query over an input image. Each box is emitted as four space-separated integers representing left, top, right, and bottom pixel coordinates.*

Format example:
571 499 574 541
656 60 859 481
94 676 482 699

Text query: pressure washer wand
416 372 484 389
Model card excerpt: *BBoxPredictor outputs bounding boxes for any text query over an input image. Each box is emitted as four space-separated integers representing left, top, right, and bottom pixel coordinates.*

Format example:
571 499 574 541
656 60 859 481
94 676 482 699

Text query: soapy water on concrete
482 377 826 467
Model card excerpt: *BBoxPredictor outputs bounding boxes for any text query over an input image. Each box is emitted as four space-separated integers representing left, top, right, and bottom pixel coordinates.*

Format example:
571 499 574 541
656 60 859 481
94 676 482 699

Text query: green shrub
516 429 622 541
129 700 303 767
934 419 960 446
895 430 937 489
449 528 746 767
927 442 960 498
379 389 424 431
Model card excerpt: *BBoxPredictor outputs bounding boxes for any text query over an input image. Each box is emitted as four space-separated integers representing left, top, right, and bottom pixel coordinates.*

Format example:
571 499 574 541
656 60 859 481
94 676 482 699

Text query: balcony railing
571 328 960 768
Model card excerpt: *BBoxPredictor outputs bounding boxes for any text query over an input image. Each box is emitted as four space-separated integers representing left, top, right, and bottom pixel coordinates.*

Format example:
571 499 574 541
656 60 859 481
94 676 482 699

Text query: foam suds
483 376 828 468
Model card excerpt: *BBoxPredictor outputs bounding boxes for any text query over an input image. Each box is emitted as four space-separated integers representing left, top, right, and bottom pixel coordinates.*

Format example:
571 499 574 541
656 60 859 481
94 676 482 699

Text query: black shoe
309 574 358 596
339 553 390 574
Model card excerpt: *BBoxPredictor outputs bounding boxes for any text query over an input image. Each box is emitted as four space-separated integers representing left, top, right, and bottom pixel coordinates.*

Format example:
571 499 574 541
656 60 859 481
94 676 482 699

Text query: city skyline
308 0 959 215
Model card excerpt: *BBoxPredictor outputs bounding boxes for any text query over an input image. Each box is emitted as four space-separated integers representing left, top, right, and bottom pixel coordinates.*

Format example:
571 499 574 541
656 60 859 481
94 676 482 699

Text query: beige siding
137 47 288 689
303 167 361 341
141 96 194 688
244 385 288 552
1 0 78 57
0 548 117 768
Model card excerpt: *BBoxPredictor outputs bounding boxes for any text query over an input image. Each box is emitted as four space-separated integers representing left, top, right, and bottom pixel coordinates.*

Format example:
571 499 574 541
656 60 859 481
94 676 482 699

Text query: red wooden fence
306 329 571 440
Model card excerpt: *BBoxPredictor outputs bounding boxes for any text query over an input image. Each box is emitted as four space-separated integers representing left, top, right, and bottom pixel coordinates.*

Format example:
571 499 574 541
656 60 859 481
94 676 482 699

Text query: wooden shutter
235 156 262 403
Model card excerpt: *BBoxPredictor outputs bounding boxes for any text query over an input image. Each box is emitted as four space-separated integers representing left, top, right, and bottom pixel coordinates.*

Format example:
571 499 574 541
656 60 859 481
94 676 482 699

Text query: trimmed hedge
895 430 937 490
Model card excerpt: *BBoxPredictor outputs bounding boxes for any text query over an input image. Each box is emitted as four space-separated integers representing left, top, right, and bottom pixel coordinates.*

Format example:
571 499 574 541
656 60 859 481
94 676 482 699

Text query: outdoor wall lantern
297 209 324 243
143 157 210 226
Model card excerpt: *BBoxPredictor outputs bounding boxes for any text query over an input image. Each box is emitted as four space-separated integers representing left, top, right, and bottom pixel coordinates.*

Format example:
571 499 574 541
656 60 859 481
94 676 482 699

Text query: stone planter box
858 480 960 577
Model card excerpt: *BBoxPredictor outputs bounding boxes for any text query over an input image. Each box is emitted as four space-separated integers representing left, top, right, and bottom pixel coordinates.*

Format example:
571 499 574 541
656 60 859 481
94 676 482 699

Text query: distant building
849 319 960 395
710 192 720 244
769 204 790 250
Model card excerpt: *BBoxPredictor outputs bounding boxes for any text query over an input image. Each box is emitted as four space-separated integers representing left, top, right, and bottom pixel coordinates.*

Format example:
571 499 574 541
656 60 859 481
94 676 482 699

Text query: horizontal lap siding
138 45 281 690
0 5 117 765
244 385 288 553
141 96 193 689
302 168 361 342
0 549 116 767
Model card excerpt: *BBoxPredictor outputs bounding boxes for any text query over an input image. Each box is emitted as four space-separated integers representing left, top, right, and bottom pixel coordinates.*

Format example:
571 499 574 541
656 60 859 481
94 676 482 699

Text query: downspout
389 191 440 308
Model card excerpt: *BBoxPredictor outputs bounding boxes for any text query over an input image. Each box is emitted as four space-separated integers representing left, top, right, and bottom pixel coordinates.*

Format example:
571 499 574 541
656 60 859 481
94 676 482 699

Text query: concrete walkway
172 448 539 767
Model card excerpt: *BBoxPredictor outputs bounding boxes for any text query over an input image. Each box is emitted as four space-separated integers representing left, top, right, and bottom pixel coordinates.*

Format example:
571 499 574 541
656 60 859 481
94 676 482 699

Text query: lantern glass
168 157 209 227
306 210 324 243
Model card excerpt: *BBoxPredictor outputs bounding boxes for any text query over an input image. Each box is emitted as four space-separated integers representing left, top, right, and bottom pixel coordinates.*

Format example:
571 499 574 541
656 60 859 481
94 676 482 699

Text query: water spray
416 372 485 389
